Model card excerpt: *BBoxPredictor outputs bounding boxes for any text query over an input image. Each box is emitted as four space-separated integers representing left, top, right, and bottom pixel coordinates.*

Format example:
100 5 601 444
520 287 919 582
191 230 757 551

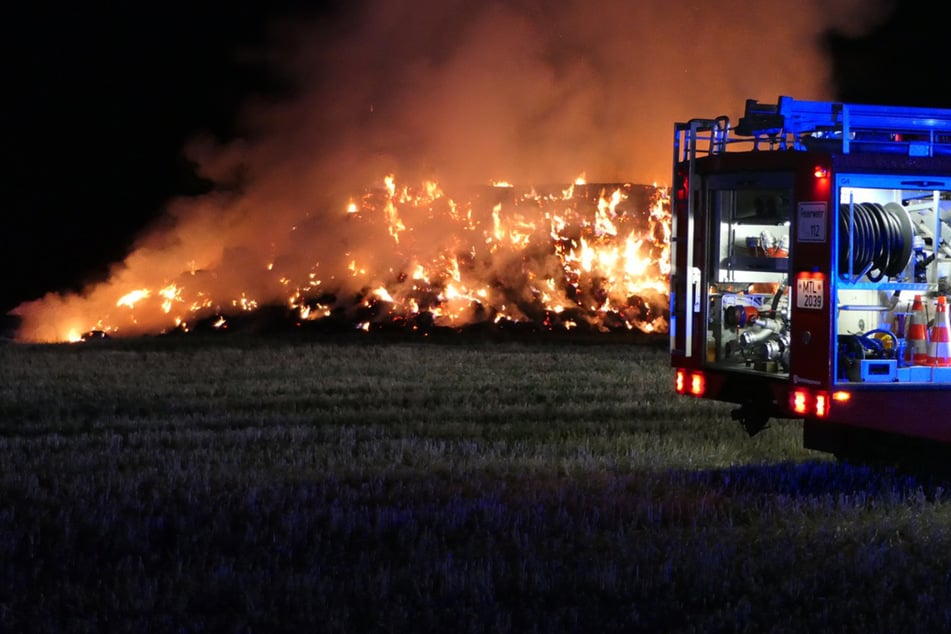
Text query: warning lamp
813 165 829 179
675 368 686 394
677 176 689 201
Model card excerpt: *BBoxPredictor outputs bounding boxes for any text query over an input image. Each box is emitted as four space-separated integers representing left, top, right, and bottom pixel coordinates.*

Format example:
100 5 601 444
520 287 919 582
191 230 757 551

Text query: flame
159 284 181 314
116 289 150 309
595 188 621 237
11 177 670 342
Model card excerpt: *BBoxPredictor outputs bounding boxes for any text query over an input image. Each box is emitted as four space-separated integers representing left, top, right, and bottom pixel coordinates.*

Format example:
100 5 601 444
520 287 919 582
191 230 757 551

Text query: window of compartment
705 172 793 374
835 179 951 384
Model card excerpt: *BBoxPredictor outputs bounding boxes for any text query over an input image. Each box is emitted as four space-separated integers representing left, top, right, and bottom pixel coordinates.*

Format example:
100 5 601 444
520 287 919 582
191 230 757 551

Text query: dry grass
1 334 949 633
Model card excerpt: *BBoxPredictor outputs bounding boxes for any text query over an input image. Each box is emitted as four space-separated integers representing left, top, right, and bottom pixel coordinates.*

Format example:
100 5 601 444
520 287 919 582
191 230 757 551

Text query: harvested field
1 335 949 633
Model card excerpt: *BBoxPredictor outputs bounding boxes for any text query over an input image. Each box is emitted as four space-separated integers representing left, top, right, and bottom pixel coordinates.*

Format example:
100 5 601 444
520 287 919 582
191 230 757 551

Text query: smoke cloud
12 0 892 341
220 0 890 187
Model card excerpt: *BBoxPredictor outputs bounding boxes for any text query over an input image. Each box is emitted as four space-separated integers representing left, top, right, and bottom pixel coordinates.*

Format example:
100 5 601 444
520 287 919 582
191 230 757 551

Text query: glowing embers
674 368 706 397
790 387 833 418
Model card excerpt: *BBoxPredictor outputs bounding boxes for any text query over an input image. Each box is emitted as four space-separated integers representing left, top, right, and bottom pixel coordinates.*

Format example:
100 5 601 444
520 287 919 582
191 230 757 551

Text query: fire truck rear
670 96 951 464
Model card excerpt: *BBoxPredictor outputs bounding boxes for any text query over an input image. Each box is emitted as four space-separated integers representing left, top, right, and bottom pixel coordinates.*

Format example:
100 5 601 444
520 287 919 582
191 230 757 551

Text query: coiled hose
838 202 912 282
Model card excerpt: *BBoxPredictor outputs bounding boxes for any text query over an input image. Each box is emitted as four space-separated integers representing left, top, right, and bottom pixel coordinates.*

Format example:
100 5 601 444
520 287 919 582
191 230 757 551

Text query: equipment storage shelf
725 255 788 272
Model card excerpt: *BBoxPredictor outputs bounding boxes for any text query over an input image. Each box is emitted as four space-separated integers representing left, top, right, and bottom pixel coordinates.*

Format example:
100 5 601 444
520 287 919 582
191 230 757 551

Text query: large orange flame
12 177 670 342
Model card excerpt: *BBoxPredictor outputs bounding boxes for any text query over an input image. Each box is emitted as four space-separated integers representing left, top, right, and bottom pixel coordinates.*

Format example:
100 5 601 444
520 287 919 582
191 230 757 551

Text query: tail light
690 372 705 396
675 368 706 397
790 387 834 418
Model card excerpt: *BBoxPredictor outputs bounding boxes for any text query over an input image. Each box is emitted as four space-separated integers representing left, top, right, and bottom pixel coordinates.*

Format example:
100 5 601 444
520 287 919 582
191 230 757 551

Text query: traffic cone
907 294 930 364
928 296 951 365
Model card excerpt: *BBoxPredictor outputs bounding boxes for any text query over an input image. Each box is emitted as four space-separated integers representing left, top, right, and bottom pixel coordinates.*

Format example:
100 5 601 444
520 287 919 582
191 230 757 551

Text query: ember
11 176 670 343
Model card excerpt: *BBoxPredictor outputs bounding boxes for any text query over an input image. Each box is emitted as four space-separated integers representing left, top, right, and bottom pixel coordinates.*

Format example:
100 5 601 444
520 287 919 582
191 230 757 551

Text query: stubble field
1 333 950 633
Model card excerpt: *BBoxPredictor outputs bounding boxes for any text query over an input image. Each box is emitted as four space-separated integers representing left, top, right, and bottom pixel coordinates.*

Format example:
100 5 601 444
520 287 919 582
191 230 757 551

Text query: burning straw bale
13 180 671 343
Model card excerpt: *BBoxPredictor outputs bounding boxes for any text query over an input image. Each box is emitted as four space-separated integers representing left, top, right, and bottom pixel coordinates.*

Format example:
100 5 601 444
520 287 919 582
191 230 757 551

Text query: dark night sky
0 2 335 317
0 0 944 327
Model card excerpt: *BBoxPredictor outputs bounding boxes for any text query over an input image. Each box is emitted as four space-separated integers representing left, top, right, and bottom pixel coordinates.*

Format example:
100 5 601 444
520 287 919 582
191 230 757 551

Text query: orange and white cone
907 294 930 364
928 296 951 366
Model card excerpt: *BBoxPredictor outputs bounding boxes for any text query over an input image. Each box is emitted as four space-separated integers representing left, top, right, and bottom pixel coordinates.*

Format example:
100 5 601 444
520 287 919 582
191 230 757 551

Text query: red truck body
670 96 951 463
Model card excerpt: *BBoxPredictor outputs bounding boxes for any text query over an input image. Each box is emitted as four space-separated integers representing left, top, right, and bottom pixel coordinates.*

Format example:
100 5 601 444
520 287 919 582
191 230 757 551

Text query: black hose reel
838 201 914 282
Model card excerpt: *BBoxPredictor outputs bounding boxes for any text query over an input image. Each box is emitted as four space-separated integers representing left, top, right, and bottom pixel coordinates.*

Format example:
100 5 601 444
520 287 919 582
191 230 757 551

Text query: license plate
796 277 824 310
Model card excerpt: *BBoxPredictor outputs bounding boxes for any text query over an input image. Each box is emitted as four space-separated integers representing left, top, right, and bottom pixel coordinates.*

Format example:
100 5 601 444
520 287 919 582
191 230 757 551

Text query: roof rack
675 96 951 162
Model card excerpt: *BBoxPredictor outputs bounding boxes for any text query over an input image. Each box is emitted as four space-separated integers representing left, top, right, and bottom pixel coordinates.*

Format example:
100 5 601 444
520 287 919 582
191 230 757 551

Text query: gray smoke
13 0 892 341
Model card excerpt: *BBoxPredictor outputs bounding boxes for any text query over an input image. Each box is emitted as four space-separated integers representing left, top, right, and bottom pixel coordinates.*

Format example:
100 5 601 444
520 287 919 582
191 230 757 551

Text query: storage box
897 365 932 383
931 366 951 383
859 359 897 382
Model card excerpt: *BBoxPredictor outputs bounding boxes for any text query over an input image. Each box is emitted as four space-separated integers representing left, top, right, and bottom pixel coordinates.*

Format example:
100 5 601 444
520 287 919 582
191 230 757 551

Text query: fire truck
670 96 951 465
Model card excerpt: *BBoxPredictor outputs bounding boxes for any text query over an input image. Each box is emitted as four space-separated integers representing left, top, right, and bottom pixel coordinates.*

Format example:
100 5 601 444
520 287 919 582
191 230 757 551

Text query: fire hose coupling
737 316 786 346
724 304 759 328
723 283 789 330
745 230 788 257
758 333 790 365
752 316 784 332
732 314 790 369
